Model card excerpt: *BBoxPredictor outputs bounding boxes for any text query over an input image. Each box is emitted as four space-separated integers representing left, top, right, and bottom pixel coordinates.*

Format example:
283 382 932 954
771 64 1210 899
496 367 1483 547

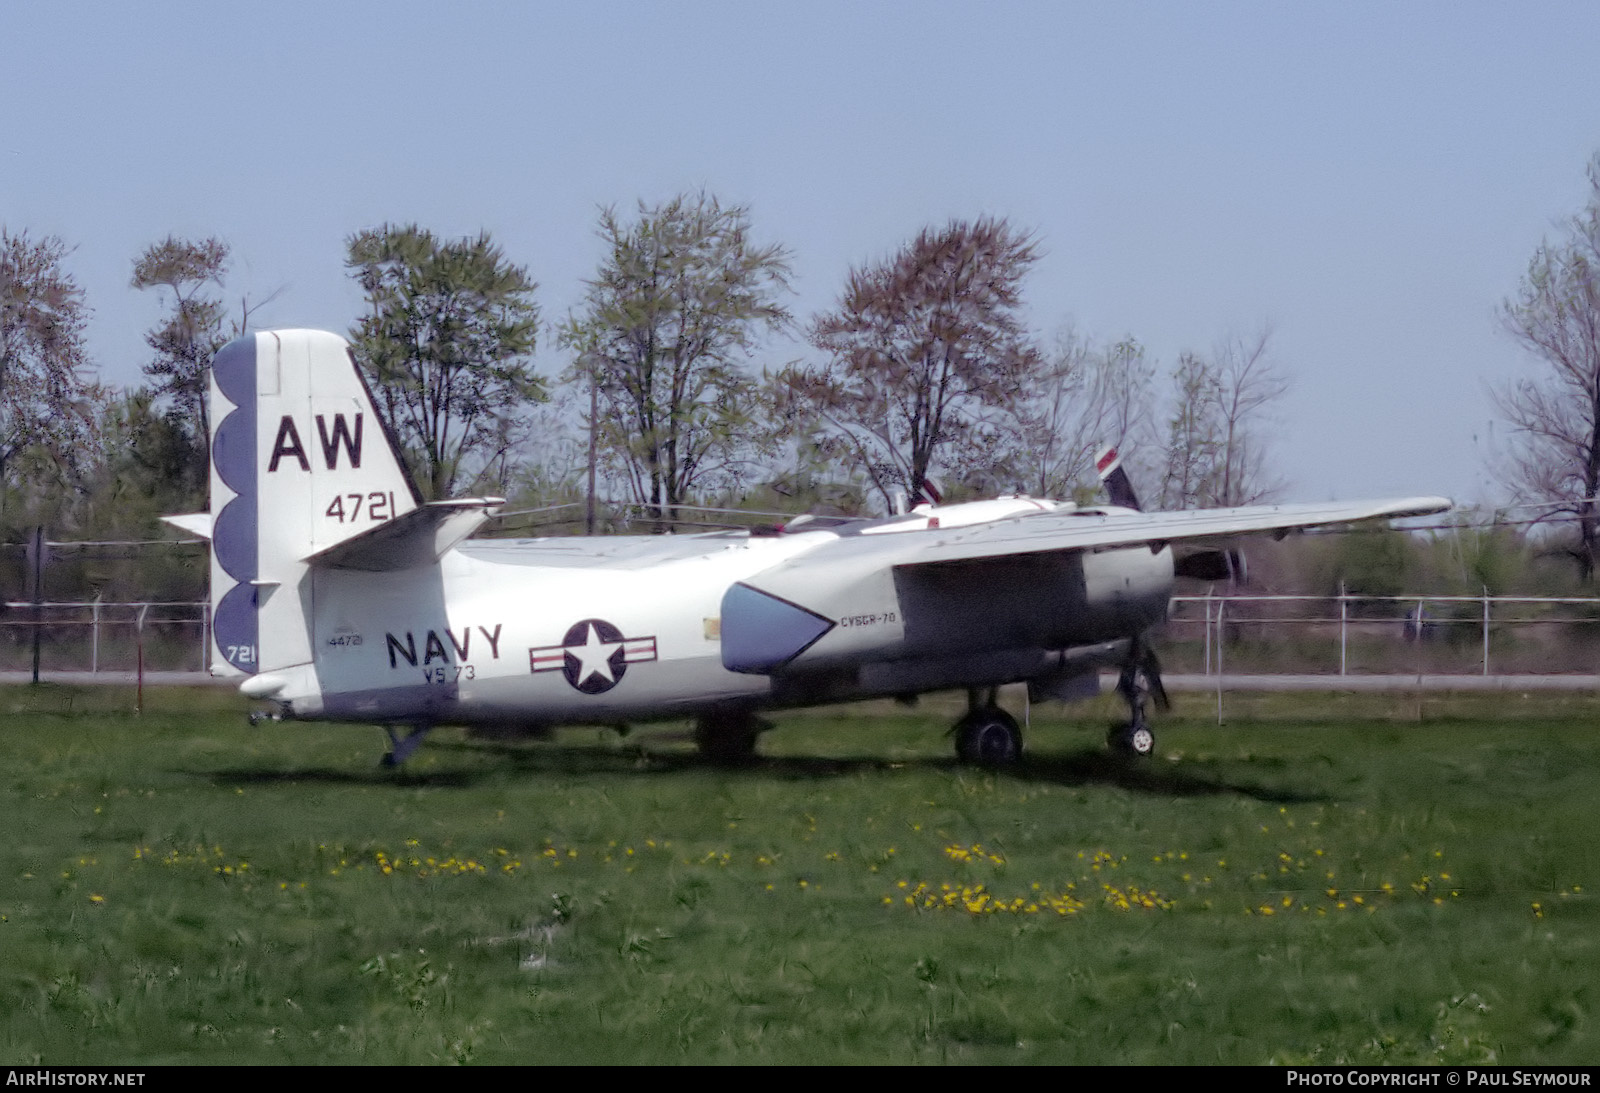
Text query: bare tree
1159 350 1222 509
1494 154 1600 580
1020 327 1156 500
1158 326 1287 509
783 217 1044 511
1210 326 1288 506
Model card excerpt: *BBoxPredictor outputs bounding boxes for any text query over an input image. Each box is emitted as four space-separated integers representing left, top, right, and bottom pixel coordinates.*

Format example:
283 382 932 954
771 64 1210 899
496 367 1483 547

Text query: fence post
136 604 149 715
1204 588 1213 675
1482 586 1490 676
28 526 44 684
1215 598 1225 724
1415 598 1426 678
1339 581 1347 676
91 593 101 674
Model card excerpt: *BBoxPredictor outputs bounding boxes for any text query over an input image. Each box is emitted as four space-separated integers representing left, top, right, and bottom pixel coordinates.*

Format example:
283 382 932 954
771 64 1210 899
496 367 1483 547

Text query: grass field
2 684 1596 1065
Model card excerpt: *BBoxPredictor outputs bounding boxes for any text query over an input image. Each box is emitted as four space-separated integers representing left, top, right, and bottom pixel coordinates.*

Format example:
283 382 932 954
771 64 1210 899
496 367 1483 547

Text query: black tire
695 714 759 764
955 707 1022 766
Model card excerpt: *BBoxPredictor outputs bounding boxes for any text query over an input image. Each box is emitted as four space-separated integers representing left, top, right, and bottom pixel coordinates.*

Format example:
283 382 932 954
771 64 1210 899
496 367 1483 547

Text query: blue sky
5 1 1600 506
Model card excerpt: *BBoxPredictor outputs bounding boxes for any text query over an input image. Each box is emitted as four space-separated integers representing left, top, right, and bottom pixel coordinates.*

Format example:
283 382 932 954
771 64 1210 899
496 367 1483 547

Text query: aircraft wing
721 496 1451 674
882 495 1452 566
739 496 1450 580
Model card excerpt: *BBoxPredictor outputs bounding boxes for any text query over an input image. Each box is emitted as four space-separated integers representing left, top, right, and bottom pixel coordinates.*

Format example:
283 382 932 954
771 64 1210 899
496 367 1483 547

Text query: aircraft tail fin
205 329 424 675
1094 445 1143 511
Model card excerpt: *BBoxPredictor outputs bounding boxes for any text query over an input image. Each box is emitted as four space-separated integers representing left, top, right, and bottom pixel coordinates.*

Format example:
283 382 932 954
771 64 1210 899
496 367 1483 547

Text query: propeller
1173 546 1248 584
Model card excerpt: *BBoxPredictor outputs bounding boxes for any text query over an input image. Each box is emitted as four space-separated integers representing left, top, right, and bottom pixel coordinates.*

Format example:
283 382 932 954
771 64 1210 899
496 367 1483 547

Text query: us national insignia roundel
528 618 658 694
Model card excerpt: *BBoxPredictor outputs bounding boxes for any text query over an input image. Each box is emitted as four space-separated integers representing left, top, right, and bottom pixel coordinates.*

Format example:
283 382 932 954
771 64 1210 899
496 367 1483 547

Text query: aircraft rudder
206 329 425 676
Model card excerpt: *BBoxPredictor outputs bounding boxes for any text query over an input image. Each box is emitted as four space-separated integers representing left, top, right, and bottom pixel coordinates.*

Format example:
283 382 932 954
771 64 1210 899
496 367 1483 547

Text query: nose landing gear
1108 639 1169 757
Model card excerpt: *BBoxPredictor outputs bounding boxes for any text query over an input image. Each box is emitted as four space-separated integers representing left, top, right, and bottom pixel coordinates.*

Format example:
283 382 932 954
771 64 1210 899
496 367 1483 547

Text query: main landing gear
953 688 1022 766
1107 639 1169 758
695 709 768 764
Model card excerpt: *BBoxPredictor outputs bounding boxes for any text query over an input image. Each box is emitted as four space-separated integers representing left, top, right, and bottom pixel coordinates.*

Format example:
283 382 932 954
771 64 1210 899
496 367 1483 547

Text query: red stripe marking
529 648 567 672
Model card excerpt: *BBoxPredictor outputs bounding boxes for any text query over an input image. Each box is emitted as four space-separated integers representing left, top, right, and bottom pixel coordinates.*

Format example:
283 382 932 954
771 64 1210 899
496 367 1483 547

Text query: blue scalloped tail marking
210 335 258 674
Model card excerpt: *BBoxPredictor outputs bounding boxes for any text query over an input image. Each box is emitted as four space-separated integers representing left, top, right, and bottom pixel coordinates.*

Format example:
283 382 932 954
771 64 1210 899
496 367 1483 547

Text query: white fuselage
265 499 1177 729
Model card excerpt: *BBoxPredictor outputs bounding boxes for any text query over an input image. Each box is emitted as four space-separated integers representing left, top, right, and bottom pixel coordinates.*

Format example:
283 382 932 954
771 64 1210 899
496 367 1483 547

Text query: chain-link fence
0 600 210 675
5 594 1600 679
1166 593 1600 676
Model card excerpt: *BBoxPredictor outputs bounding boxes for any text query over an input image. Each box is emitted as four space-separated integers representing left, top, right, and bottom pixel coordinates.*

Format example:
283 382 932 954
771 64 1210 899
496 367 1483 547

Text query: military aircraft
166 329 1450 766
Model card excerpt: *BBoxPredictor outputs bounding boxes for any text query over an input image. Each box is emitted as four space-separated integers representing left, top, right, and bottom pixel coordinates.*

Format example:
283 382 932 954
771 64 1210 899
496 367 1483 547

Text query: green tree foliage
784 217 1044 511
347 224 542 500
0 229 96 521
87 390 207 530
130 236 232 466
561 193 793 527
1440 523 1525 597
755 432 871 517
68 390 208 600
1494 154 1600 581
1317 527 1415 601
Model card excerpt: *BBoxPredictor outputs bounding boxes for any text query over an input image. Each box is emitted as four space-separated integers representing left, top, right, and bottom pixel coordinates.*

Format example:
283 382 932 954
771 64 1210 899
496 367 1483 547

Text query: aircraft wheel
955 707 1022 766
1108 722 1155 757
695 713 759 764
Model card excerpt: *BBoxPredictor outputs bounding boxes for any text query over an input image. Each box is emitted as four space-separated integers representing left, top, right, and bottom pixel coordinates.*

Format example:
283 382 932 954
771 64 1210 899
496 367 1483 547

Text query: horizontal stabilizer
161 512 213 540
305 498 502 571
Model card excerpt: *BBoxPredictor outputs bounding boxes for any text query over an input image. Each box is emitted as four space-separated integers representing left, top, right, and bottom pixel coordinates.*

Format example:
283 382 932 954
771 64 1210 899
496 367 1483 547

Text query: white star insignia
568 622 622 686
